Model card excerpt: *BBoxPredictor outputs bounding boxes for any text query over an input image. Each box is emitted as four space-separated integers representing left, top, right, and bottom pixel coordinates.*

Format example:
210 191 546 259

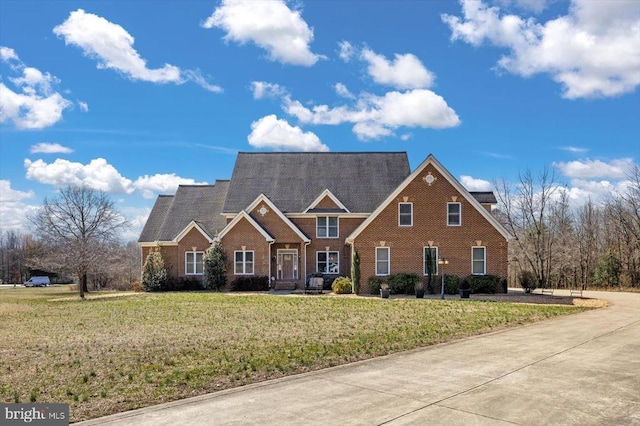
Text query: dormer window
317 216 338 238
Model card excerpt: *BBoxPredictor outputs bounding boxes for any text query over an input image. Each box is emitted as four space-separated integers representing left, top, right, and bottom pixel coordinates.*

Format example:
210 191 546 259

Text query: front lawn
0 287 594 422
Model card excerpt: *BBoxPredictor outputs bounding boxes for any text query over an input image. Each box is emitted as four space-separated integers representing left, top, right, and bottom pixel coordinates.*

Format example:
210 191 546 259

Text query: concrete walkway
79 290 640 426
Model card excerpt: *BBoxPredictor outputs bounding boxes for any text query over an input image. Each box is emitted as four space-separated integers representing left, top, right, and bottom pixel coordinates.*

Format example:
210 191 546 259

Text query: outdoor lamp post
438 257 448 299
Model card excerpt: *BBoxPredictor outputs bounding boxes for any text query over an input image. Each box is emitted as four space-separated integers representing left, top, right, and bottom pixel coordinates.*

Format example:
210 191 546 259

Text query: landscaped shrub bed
229 276 269 291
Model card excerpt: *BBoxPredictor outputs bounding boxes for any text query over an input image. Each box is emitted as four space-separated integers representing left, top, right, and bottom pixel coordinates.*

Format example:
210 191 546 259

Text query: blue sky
1 0 638 240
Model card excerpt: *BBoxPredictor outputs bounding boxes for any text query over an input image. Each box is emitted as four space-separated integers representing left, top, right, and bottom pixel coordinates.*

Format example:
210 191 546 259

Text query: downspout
268 241 274 289
304 241 311 284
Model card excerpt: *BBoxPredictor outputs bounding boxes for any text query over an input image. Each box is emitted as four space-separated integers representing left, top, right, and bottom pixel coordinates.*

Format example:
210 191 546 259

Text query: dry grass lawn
0 287 600 422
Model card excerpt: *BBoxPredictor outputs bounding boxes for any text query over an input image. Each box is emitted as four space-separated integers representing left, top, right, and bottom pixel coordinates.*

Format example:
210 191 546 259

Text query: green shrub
387 273 419 294
466 275 502 294
229 276 269 291
142 250 167 292
443 274 461 295
518 270 537 293
203 242 227 291
162 277 203 291
331 276 353 294
368 277 383 295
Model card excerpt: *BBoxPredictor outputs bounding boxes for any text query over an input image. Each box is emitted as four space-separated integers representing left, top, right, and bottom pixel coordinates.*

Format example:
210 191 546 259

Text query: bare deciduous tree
495 168 560 288
29 186 128 298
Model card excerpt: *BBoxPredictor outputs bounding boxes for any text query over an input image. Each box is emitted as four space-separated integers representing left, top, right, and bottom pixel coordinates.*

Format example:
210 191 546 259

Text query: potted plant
380 282 390 298
459 279 471 299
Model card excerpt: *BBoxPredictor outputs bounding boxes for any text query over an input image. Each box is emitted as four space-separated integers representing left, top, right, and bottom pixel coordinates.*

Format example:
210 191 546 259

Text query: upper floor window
472 246 486 275
423 246 438 276
376 247 390 276
317 251 339 274
317 216 338 238
399 203 413 226
448 202 461 226
185 251 204 275
234 250 254 275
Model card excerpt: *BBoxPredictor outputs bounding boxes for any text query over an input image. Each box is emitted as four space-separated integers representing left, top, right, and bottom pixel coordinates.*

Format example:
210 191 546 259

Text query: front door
277 249 298 280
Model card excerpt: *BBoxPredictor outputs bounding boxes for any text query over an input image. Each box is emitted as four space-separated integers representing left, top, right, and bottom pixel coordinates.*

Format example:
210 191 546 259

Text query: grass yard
0 287 595 422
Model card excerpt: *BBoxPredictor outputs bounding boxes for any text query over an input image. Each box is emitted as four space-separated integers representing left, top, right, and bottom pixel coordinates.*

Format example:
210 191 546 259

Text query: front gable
246 194 310 243
347 154 511 243
217 210 274 243
174 220 214 244
304 189 349 213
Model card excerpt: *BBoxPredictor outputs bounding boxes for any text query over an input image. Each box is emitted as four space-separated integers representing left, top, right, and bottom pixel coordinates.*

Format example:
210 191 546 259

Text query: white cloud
0 180 36 230
203 0 323 66
338 40 355 62
248 114 329 151
29 143 74 154
334 83 355 99
0 46 19 62
0 180 35 203
559 146 588 154
78 101 89 112
24 158 134 194
284 89 460 140
251 81 287 99
360 48 435 89
133 174 209 199
442 0 640 98
54 9 221 92
460 175 493 191
0 47 72 129
553 158 635 179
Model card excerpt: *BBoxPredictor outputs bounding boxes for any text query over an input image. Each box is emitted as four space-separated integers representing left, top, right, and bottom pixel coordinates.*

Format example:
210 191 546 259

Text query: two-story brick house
138 152 510 293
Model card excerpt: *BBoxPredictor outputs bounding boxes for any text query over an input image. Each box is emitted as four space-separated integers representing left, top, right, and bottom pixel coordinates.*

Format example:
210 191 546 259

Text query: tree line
495 166 639 290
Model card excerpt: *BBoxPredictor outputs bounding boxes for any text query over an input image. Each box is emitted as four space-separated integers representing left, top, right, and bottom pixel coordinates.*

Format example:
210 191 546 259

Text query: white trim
375 246 390 276
447 202 461 227
346 154 511 243
398 202 413 227
423 246 439 276
316 250 340 274
234 250 255 275
472 246 487 275
185 251 204 275
304 189 350 213
174 221 214 243
246 194 311 243
316 216 339 239
287 212 369 219
217 211 274 242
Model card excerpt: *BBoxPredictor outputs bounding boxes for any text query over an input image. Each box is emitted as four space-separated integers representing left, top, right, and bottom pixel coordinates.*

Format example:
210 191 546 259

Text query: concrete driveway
79 290 640 426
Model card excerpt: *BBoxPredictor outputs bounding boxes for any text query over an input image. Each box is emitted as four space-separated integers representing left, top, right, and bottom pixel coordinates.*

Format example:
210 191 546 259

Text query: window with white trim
423 246 438 276
234 250 254 275
399 203 413 226
448 202 461 226
317 251 339 274
472 247 486 275
185 251 204 275
376 247 390 276
317 216 338 238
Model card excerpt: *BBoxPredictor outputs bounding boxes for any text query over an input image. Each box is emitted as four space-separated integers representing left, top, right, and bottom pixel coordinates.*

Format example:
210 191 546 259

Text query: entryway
277 249 298 280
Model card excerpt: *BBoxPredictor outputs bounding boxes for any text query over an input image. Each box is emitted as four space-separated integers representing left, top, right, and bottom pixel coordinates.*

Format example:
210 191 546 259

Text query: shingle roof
138 181 230 242
470 191 498 204
222 152 411 213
